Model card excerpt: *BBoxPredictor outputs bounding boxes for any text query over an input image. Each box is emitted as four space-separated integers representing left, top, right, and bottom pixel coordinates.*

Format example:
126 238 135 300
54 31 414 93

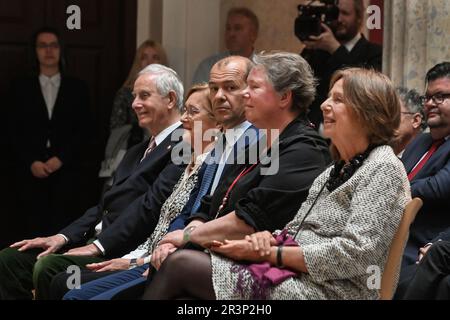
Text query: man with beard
301 0 382 129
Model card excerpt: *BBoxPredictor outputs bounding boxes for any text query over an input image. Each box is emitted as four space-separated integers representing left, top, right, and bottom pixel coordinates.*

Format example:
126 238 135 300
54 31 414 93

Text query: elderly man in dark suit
0 63 187 300
394 62 450 299
301 0 382 129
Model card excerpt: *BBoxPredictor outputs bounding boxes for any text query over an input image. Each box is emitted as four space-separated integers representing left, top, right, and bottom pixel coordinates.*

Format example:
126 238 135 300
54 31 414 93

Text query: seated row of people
0 54 449 300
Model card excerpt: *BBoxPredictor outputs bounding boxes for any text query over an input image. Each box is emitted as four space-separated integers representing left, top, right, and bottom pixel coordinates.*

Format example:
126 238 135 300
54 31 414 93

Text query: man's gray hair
252 51 317 114
396 87 426 130
138 64 184 112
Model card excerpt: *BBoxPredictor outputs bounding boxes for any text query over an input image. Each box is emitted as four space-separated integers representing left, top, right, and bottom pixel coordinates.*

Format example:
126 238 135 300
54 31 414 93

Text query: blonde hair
185 83 214 117
329 68 401 159
123 40 168 89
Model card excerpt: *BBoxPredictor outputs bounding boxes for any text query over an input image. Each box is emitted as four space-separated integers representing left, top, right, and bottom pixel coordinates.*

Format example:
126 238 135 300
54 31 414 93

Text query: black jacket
402 134 450 246
10 76 90 169
60 129 187 257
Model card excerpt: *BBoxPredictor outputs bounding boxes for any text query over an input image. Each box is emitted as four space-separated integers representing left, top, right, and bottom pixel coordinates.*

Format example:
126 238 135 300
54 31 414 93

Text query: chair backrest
379 197 423 300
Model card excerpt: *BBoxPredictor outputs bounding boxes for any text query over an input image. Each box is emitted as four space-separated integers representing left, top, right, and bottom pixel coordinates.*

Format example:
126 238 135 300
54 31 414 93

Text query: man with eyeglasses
394 62 450 299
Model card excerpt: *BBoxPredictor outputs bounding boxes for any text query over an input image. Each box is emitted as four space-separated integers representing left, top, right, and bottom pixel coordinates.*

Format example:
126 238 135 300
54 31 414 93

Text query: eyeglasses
182 107 200 118
419 93 450 106
36 42 60 49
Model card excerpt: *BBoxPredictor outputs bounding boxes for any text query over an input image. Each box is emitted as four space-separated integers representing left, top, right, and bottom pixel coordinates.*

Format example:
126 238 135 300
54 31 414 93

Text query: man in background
192 7 259 85
394 87 425 157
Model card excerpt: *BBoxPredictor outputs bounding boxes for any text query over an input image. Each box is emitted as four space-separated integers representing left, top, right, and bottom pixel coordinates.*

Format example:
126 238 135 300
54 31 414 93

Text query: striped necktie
140 136 156 162
190 149 219 214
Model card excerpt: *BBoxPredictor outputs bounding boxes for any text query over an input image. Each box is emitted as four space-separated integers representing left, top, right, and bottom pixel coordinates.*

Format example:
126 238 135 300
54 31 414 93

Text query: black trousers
397 241 450 300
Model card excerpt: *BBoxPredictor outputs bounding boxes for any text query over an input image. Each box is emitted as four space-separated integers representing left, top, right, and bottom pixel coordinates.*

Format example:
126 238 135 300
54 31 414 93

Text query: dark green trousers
0 247 104 300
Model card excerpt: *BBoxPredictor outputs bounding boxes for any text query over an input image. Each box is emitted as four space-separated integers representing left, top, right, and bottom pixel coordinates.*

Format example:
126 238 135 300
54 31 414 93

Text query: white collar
224 121 252 147
39 73 61 87
152 121 181 146
344 33 362 52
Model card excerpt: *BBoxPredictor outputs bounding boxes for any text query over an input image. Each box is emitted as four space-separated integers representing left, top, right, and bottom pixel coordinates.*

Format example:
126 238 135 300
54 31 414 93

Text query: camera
294 0 340 41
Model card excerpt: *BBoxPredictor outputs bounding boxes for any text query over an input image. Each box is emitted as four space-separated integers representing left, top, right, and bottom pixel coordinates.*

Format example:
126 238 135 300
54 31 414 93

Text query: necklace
326 145 376 192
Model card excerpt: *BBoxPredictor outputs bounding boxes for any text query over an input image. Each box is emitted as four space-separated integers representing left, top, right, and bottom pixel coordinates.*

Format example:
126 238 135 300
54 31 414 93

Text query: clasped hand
31 157 63 178
210 231 277 262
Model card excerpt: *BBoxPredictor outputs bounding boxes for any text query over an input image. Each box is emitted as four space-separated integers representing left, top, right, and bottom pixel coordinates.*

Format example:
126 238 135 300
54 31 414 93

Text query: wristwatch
129 258 138 269
183 226 197 244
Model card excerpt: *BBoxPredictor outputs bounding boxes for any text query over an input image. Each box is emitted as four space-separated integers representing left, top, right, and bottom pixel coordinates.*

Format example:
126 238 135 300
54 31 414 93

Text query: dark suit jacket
10 76 90 169
302 35 382 128
59 129 186 258
402 133 450 251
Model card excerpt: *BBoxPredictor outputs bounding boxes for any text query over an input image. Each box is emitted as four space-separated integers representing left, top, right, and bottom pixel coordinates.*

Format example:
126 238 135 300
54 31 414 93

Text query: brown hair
227 7 259 35
123 40 168 89
328 68 401 158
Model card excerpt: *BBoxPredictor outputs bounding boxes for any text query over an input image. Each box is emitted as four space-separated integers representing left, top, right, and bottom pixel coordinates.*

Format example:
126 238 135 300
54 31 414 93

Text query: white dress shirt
39 73 61 148
209 121 252 194
39 73 61 119
344 33 362 52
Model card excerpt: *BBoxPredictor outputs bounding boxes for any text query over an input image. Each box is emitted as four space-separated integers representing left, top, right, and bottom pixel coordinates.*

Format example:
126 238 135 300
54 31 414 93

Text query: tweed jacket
211 146 411 300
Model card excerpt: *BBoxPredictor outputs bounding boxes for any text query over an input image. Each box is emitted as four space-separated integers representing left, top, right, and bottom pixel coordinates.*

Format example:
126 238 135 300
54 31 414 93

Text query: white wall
137 0 152 46
162 0 221 86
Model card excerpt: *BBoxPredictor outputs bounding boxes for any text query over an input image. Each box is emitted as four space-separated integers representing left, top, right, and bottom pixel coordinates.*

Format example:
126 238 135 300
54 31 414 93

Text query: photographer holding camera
299 0 382 129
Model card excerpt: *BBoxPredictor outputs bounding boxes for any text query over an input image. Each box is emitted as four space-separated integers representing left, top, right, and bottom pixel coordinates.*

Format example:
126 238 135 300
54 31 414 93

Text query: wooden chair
379 197 423 300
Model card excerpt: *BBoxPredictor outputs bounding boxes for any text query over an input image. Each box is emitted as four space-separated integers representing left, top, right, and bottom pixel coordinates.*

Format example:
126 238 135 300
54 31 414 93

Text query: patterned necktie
408 138 445 181
140 136 156 162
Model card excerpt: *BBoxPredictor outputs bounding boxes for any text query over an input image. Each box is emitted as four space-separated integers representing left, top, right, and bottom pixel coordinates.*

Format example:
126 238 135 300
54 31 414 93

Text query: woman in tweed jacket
142 68 411 300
